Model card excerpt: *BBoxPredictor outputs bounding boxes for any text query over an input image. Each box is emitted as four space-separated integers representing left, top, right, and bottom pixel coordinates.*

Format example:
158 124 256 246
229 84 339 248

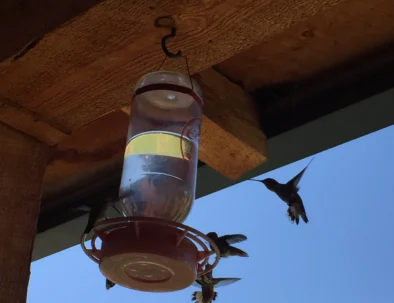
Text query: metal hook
154 16 182 58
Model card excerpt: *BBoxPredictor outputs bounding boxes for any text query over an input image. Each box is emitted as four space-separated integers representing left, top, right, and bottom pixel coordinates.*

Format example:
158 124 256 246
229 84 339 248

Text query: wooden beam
0 0 344 132
0 123 48 302
195 68 267 155
216 0 394 90
42 110 129 209
0 0 102 62
0 95 68 145
199 116 266 179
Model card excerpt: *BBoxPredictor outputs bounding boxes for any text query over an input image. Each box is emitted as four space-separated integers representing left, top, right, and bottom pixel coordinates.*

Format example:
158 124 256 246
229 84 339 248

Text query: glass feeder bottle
119 71 203 223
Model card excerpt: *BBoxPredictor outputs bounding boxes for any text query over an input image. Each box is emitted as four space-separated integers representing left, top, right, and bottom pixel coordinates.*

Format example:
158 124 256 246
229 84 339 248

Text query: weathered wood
195 68 267 156
0 123 47 303
42 110 128 209
0 95 68 145
0 0 344 132
0 0 102 62
216 0 394 90
199 116 266 179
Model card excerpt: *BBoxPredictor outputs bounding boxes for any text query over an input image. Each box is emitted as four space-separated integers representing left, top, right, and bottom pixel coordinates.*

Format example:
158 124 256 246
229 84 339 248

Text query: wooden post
0 123 48 303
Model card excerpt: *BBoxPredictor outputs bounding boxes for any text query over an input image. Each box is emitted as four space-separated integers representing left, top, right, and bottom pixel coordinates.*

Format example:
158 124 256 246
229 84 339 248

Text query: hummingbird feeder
81 16 221 293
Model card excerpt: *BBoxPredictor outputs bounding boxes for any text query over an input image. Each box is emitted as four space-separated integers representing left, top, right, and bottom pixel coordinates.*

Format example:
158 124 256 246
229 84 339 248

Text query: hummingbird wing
228 246 249 257
213 278 241 288
286 157 314 191
191 291 203 303
221 234 247 245
293 195 309 223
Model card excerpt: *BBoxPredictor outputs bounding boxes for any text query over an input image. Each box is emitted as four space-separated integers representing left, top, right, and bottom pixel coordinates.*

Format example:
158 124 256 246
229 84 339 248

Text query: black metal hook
154 16 182 58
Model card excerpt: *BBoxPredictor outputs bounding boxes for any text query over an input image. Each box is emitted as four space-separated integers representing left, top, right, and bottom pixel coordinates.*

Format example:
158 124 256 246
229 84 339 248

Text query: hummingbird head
261 178 279 191
206 232 218 240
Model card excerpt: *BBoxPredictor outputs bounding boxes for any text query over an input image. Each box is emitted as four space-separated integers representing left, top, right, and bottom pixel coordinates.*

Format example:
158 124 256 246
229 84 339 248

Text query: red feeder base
80 217 220 292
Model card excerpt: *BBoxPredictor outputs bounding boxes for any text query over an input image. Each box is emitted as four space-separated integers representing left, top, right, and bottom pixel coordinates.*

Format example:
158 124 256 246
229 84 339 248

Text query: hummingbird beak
249 179 261 182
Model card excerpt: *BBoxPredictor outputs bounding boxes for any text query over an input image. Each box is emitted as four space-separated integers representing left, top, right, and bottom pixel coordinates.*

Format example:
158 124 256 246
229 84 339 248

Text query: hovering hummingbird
206 232 248 258
106 279 115 290
191 264 241 303
250 158 314 224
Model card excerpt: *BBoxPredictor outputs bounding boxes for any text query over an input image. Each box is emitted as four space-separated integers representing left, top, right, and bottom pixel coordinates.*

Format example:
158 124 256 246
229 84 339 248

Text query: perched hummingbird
191 264 241 303
250 158 314 224
106 279 115 290
206 232 248 257
76 196 121 235
76 199 120 290
81 200 110 235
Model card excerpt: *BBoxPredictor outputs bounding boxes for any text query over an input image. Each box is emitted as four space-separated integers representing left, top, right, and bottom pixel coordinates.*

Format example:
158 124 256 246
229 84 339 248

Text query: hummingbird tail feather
228 246 249 257
287 206 308 224
213 292 218 301
191 291 217 303
300 212 309 223
192 291 203 302
287 211 295 224
287 207 299 224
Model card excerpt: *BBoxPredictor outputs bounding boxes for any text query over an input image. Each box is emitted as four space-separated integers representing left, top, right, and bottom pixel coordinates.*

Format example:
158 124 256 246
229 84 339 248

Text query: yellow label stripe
124 132 193 159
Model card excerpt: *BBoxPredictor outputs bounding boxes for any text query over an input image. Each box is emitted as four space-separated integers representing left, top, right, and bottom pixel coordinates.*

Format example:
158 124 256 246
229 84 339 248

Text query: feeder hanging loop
154 16 182 59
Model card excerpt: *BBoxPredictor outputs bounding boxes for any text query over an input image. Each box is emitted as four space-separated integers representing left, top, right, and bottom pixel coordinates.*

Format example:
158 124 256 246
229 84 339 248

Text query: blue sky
28 125 394 303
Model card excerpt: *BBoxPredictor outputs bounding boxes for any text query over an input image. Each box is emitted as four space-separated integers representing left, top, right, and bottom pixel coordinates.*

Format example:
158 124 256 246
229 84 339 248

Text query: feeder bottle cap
134 71 203 110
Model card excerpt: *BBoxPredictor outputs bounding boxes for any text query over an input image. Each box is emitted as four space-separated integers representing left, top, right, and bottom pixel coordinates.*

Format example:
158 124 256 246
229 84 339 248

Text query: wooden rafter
0 96 68 145
0 0 345 132
0 0 102 62
43 110 129 207
216 0 394 90
195 68 266 154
